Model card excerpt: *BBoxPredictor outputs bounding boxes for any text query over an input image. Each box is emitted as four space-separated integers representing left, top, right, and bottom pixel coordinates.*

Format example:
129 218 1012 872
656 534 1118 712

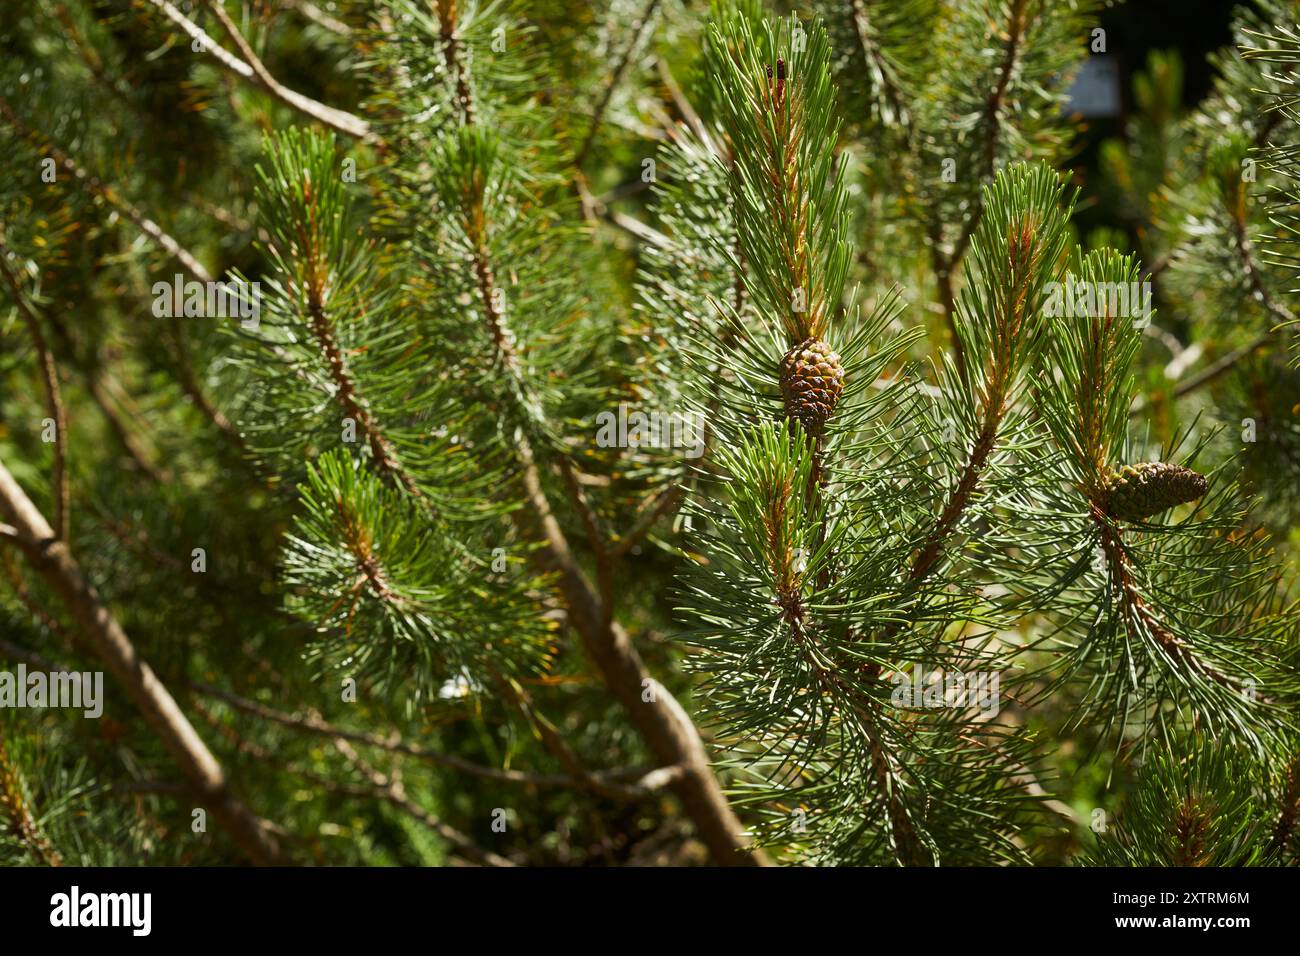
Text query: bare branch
145 0 370 140
514 436 766 865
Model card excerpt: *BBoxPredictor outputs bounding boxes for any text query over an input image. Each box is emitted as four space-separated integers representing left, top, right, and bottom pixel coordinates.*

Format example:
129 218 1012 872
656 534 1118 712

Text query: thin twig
331 737 515 867
491 672 683 801
189 680 673 800
1130 331 1275 415
656 57 717 155
2 549 69 641
575 0 663 168
0 96 215 283
146 0 370 140
280 0 351 36
0 233 69 541
1096 513 1241 693
1131 204 1295 413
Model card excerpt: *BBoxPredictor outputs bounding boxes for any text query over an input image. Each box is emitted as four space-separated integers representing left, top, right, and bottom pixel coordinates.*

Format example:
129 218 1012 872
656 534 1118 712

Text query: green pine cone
1101 462 1208 522
779 337 845 432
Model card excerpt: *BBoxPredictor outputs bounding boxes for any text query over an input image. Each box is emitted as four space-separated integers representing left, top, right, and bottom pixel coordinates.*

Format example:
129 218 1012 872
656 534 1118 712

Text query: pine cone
779 338 844 432
1100 462 1208 522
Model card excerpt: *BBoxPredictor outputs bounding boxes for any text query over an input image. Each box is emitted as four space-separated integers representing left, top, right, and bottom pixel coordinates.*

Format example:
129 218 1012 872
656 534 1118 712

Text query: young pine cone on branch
1100 462 1208 523
779 337 845 433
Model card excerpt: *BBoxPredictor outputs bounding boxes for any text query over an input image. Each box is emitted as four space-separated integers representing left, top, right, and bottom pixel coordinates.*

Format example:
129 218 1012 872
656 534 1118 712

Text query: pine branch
1229 195 1296 329
1081 741 1272 866
305 279 420 497
0 739 63 867
405 8 764 863
0 97 245 450
433 0 477 125
929 0 1030 379
972 0 1029 228
1094 512 1238 694
907 165 1071 597
694 11 967 864
0 457 288 865
555 455 611 607
1039 247 1288 744
246 130 430 497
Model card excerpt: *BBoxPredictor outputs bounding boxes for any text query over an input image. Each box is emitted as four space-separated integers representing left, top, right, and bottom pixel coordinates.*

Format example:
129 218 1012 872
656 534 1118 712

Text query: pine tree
0 0 1297 868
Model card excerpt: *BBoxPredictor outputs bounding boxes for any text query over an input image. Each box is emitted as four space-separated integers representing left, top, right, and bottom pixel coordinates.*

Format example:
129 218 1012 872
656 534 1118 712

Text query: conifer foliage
0 0 1298 868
